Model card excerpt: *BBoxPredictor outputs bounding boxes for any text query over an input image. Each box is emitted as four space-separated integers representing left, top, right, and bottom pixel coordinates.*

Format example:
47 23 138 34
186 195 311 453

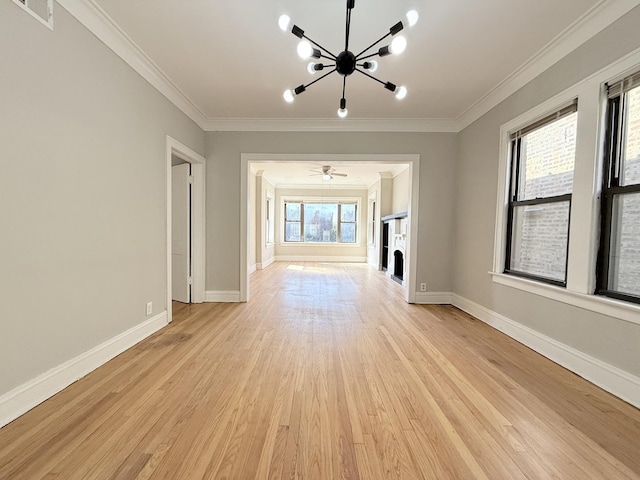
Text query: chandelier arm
302 35 337 59
355 32 391 59
357 52 381 61
354 68 386 86
320 54 335 61
304 68 338 89
342 75 347 99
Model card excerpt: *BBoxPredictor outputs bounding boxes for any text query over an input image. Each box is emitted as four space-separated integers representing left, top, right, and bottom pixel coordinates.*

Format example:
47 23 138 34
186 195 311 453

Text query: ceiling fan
309 165 348 181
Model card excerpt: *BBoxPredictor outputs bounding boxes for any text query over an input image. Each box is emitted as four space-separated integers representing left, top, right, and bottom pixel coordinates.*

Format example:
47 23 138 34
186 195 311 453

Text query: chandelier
279 0 419 118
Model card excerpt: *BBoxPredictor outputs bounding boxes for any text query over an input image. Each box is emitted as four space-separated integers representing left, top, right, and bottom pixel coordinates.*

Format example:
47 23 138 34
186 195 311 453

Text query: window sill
490 272 640 326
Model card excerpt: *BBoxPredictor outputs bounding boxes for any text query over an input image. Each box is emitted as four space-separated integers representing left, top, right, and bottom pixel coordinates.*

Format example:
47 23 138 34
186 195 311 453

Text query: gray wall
0 3 204 394
453 6 640 376
205 132 458 293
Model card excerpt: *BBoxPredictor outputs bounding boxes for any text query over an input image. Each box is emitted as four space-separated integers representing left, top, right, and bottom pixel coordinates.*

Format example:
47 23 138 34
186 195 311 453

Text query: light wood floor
1 262 639 479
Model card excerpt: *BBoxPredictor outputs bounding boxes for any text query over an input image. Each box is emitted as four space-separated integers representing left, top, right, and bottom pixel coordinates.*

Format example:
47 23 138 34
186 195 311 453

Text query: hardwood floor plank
0 262 638 479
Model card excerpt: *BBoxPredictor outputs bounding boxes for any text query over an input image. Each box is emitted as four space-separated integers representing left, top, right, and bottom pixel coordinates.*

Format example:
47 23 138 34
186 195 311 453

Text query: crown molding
58 0 639 134
201 117 459 133
455 0 640 131
57 0 209 129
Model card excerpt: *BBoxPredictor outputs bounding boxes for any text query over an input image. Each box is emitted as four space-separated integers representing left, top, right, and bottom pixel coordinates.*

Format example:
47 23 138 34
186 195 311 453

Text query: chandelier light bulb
390 36 407 55
278 14 291 32
297 40 313 59
283 89 295 103
307 62 317 75
406 10 419 27
366 60 378 72
395 85 408 100
337 107 348 118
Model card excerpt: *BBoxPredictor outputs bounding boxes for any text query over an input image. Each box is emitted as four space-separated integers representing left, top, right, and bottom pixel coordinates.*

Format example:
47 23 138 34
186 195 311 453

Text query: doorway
240 153 420 304
166 136 206 322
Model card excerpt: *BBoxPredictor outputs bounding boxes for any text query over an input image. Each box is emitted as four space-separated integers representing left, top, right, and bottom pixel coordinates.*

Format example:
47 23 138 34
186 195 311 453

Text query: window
283 201 357 243
367 194 377 245
505 101 578 286
597 71 640 304
266 194 274 244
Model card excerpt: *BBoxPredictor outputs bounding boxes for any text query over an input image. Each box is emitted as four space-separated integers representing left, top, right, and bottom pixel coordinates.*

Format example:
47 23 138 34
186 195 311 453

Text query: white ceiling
85 0 615 126
250 162 408 188
81 0 633 186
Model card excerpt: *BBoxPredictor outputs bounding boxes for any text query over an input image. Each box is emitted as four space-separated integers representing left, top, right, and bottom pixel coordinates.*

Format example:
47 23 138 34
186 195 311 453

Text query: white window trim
281 195 362 246
12 0 53 30
492 46 640 326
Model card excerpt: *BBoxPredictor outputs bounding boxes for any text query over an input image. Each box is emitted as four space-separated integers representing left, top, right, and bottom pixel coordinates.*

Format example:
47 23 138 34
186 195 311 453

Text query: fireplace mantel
381 213 408 285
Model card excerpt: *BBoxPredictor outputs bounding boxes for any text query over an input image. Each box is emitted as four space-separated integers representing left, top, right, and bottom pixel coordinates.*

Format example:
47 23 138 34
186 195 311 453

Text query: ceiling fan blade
332 173 348 177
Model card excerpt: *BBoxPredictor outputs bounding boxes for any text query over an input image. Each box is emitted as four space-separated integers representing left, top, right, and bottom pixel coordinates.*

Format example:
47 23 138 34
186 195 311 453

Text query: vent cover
13 0 53 29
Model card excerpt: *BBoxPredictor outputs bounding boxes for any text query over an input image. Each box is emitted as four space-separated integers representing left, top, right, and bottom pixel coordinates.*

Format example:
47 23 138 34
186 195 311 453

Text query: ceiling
81 0 621 129
250 162 408 188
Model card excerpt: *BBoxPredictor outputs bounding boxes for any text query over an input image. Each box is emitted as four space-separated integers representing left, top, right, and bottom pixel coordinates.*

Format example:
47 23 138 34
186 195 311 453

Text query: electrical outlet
420 283 427 292
146 302 153 316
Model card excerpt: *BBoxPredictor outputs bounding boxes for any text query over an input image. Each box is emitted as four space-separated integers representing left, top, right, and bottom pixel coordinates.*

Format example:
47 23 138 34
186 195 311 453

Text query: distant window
12 0 53 29
597 71 640 304
367 195 377 245
284 201 357 243
266 194 274 244
505 100 578 286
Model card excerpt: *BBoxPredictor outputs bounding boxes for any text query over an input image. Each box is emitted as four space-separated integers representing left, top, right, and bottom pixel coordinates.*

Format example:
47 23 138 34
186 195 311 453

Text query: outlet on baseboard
420 283 427 292
146 302 153 316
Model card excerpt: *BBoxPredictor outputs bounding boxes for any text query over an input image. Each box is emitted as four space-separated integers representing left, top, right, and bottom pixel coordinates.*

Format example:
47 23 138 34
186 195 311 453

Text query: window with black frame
284 201 357 243
597 71 640 304
505 100 578 286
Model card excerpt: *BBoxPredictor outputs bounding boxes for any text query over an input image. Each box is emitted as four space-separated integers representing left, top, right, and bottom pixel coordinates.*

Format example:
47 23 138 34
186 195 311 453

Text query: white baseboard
0 311 168 429
248 263 257 275
451 294 640 408
414 291 453 304
257 256 275 270
205 290 241 302
275 255 367 263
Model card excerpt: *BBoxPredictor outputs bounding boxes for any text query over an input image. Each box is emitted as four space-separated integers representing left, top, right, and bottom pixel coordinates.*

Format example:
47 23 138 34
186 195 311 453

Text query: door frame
240 153 420 304
166 136 206 322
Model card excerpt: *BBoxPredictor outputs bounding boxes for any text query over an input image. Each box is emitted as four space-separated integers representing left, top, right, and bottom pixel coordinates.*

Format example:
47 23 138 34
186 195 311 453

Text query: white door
172 163 191 303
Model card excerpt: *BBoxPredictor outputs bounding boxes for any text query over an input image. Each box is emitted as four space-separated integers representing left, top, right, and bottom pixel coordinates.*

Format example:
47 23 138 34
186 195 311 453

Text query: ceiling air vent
13 0 53 29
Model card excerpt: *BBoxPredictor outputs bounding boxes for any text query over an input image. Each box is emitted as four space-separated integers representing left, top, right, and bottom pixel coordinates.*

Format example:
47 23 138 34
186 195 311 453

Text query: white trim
248 263 257 275
257 257 275 270
414 292 453 304
456 0 640 131
58 0 208 129
166 136 207 321
0 312 168 429
275 255 367 263
242 153 420 304
205 291 241 303
491 273 640 326
451 294 640 408
202 118 458 133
